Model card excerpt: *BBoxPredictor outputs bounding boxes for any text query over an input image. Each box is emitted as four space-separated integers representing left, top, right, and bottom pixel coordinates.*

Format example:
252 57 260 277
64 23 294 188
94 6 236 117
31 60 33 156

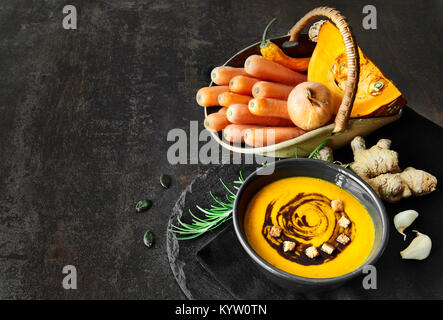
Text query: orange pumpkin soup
244 177 375 278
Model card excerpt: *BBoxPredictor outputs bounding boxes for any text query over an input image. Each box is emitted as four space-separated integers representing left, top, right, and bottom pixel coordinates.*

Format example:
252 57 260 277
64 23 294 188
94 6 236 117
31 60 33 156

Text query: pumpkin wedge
307 21 406 118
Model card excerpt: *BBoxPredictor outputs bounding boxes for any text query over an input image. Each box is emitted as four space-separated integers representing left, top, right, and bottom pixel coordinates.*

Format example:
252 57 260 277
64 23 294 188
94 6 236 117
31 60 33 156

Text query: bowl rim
232 158 389 285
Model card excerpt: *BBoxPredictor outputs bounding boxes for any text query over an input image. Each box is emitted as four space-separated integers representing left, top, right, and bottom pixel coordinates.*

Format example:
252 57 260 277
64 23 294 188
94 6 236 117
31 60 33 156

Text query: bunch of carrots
197 55 308 147
196 19 311 147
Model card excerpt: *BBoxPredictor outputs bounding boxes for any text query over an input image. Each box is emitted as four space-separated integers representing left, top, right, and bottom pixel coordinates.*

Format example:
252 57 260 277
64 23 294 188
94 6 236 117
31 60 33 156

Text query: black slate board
166 164 258 299
167 107 443 299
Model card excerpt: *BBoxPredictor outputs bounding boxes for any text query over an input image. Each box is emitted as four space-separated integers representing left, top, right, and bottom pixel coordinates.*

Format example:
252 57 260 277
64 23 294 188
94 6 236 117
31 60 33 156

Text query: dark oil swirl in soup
262 192 355 266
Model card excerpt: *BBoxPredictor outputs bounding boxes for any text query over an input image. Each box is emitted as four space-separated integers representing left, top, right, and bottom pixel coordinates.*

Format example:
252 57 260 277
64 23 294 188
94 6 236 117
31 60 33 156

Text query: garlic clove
400 230 432 260
394 210 419 241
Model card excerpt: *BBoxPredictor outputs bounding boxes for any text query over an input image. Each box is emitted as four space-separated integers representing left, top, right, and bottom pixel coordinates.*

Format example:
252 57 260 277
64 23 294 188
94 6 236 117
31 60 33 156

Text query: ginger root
350 136 400 178
317 145 334 162
349 136 437 203
318 137 437 203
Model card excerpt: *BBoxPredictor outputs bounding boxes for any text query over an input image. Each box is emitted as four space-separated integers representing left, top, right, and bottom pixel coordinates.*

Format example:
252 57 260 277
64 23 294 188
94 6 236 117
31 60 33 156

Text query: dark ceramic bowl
233 158 389 292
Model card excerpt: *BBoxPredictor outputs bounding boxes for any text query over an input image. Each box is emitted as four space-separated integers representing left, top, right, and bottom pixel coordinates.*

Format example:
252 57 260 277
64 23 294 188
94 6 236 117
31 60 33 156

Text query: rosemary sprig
169 172 245 240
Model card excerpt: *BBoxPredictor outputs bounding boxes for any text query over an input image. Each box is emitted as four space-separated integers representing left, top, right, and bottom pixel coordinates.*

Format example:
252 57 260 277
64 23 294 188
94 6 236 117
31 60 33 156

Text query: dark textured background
0 0 441 299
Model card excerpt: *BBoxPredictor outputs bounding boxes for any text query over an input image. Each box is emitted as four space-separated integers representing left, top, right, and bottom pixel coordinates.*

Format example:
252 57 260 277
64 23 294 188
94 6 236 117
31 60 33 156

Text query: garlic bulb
400 230 432 260
394 210 419 240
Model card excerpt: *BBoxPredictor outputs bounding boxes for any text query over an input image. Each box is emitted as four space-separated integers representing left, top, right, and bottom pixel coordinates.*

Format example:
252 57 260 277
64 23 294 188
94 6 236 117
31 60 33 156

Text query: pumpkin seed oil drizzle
262 192 355 266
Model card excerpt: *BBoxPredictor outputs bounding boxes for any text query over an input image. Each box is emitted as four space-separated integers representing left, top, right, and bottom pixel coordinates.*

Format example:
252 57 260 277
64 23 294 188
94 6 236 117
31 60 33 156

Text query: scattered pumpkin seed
160 174 171 189
136 199 152 212
143 230 155 248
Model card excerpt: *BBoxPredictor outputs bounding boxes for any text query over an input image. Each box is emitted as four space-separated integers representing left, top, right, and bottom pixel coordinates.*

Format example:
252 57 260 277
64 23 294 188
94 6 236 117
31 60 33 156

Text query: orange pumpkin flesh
307 21 406 118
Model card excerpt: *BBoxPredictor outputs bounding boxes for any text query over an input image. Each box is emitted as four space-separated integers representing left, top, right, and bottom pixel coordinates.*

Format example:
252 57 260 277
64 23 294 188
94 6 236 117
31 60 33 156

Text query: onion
287 81 333 131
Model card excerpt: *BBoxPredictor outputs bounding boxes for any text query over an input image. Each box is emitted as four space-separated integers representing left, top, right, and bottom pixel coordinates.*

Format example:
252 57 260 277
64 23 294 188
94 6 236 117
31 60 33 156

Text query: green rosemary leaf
226 194 236 202
210 192 231 209
168 225 191 233
188 210 208 223
219 178 236 197
195 205 220 216
177 215 197 229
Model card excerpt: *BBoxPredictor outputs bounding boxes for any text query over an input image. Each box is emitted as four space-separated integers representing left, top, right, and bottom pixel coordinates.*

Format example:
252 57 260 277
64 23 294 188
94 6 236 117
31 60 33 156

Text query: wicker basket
204 7 402 157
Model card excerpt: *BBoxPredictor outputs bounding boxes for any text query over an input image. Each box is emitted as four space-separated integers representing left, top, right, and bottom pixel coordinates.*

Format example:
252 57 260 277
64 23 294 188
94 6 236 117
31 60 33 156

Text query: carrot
252 81 294 100
229 75 260 95
244 55 307 86
248 98 291 119
204 112 230 132
211 66 248 85
223 124 261 143
218 106 228 115
226 104 294 126
196 86 229 107
218 92 252 107
244 127 306 147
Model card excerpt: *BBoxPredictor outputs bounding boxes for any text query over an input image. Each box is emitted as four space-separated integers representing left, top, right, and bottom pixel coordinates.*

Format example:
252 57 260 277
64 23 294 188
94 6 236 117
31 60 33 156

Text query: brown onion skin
287 81 333 131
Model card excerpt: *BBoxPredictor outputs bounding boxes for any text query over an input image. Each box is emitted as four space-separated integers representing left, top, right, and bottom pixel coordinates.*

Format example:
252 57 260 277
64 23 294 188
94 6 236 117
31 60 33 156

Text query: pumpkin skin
307 21 406 118
287 81 333 131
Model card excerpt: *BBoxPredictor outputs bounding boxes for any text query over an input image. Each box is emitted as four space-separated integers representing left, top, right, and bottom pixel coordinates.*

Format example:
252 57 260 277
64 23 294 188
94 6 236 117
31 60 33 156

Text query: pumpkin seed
143 230 155 248
136 199 152 212
160 174 171 189
374 81 384 90
369 80 385 96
